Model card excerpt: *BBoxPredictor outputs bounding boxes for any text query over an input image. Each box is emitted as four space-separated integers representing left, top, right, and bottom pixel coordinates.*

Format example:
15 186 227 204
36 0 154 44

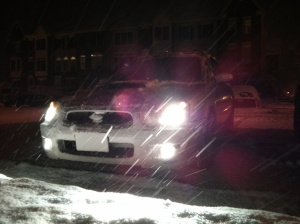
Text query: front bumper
40 122 195 169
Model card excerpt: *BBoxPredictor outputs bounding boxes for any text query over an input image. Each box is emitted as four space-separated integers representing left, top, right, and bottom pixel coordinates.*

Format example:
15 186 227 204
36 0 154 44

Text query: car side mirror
214 73 233 83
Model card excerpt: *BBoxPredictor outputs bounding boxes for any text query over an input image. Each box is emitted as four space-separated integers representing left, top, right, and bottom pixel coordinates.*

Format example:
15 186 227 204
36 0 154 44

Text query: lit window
63 57 69 72
80 55 86 70
91 54 103 70
70 57 76 72
55 58 61 72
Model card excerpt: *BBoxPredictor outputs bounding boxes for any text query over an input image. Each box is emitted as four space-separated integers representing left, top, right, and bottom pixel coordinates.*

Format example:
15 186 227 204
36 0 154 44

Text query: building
3 0 298 97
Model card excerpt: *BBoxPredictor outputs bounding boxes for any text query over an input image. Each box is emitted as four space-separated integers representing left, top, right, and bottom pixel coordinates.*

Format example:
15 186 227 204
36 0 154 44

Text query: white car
40 53 234 170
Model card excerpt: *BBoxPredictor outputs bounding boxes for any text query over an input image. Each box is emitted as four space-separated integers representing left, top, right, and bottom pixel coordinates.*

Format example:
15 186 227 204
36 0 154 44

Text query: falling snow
0 99 299 222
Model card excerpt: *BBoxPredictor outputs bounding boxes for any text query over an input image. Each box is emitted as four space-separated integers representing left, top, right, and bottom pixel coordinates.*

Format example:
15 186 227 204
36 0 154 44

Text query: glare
159 102 187 126
45 102 57 122
43 138 52 150
159 143 176 160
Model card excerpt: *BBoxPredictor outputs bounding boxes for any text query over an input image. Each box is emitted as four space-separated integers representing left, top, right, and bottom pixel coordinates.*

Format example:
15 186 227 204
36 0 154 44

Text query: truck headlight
159 101 188 126
45 102 58 122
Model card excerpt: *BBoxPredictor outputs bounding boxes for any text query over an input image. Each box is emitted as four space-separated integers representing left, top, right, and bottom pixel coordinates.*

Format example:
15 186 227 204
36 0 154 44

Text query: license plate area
75 132 109 152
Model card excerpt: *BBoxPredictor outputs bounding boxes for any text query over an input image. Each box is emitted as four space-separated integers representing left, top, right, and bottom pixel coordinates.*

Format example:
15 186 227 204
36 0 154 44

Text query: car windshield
78 56 208 88
120 57 205 82
1 0 300 223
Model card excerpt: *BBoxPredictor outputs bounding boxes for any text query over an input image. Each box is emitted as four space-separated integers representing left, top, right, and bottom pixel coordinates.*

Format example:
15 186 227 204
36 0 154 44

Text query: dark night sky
2 0 298 38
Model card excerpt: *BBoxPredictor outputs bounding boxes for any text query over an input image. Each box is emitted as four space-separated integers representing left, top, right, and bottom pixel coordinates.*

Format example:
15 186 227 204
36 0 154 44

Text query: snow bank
0 174 299 223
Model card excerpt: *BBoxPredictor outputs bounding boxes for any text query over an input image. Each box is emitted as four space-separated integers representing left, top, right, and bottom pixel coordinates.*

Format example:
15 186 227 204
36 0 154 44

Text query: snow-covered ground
0 101 299 223
0 172 299 223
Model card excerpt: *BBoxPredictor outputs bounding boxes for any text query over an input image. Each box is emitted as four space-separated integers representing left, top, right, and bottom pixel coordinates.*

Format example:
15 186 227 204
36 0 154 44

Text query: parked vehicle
232 85 261 108
0 81 28 107
40 53 235 170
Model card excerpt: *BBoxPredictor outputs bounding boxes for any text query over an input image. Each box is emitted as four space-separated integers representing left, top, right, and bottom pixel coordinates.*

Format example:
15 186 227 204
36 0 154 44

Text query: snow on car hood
60 80 208 112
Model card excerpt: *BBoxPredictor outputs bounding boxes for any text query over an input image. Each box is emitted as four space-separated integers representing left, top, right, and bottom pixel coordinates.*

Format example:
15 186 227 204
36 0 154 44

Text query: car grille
64 111 133 128
57 140 134 158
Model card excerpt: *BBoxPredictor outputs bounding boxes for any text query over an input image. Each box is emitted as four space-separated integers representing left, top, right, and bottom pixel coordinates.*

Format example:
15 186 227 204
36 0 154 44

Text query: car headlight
42 138 53 150
158 101 188 126
45 102 58 122
159 143 176 160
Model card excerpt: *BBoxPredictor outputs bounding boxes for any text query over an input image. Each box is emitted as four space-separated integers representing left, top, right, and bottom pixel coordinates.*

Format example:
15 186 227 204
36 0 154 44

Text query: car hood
61 80 209 112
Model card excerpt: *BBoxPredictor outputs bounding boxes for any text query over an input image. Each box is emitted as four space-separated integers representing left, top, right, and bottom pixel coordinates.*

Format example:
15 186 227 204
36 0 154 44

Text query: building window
90 34 97 47
179 25 194 41
138 28 152 47
228 18 237 32
36 59 46 71
115 32 133 45
241 42 251 63
55 57 62 72
80 55 86 70
114 56 133 70
97 34 103 47
198 24 213 39
243 16 252 34
36 39 46 50
78 36 86 47
63 57 69 72
55 38 64 50
155 26 169 40
91 53 103 70
67 38 75 49
227 42 238 60
228 42 238 51
10 60 16 72
70 57 76 72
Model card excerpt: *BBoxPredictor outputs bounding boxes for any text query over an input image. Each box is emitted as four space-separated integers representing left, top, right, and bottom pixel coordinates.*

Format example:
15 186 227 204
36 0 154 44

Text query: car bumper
40 122 197 169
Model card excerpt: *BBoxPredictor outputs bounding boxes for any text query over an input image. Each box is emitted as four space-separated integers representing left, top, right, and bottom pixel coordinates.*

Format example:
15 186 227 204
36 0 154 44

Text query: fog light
43 138 52 150
159 143 176 160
